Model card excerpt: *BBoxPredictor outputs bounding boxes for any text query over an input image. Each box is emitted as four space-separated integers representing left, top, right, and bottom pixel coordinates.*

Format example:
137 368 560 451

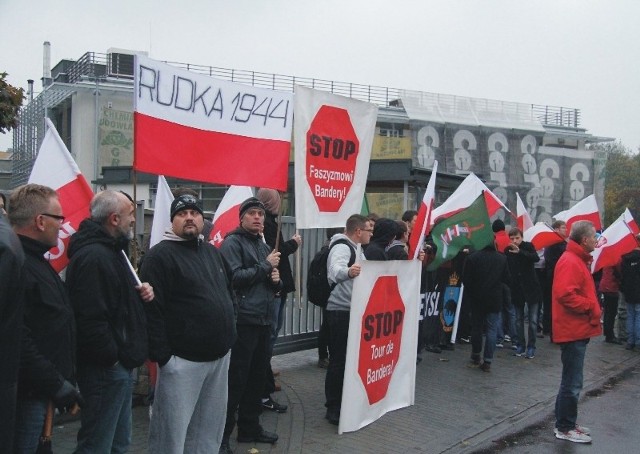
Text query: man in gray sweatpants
140 195 237 454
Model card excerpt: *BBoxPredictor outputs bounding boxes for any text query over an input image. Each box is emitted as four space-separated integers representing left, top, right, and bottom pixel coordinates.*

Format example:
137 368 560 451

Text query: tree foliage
591 141 640 226
0 72 24 134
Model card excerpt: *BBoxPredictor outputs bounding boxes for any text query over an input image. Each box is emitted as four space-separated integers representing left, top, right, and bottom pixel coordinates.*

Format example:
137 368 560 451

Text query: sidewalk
51 335 640 453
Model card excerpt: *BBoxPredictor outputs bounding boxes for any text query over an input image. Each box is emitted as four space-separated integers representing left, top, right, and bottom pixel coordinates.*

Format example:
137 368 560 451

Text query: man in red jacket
552 220 601 444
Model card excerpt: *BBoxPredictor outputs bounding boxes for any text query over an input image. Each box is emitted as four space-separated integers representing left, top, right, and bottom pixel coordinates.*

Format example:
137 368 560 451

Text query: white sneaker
575 424 591 435
554 428 592 443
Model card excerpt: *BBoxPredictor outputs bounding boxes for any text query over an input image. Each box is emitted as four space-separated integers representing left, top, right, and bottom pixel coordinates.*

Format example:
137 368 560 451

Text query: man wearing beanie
219 197 282 453
140 194 237 453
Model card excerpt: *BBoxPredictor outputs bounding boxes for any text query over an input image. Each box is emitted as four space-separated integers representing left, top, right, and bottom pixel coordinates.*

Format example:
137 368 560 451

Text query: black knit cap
170 194 204 221
239 197 265 219
492 219 506 233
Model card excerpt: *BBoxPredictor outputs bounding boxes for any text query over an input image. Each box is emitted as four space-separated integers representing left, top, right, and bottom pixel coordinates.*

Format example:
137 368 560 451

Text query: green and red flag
427 193 494 270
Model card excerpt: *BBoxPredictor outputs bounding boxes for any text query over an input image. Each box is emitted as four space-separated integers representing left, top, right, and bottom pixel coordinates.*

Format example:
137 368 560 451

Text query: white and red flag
28 118 94 272
408 161 438 259
516 192 534 233
293 85 378 228
553 194 601 232
523 222 564 251
430 173 510 225
591 211 639 273
149 175 174 248
134 55 293 191
622 208 640 234
209 185 254 246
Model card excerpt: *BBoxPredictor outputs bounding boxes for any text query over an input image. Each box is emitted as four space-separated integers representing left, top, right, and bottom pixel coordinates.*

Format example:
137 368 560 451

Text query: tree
590 141 640 226
0 72 24 134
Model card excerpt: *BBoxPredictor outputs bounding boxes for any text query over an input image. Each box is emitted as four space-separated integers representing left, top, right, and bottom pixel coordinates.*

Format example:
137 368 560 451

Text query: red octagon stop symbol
358 275 405 405
306 105 359 212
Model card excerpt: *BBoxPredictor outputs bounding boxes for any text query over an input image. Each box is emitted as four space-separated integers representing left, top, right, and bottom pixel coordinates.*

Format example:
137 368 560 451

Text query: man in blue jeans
462 243 510 372
505 228 542 359
552 220 601 443
67 190 154 453
9 185 83 453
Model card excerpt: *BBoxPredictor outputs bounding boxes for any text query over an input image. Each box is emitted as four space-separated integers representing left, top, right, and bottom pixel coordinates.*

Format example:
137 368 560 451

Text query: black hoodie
140 231 237 366
66 219 147 369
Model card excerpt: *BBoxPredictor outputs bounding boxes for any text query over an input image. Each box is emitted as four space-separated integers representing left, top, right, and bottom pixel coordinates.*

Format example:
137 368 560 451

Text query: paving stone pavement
50 336 640 453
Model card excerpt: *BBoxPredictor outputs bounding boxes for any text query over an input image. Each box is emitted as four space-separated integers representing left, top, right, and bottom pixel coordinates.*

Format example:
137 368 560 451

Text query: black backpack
306 239 356 308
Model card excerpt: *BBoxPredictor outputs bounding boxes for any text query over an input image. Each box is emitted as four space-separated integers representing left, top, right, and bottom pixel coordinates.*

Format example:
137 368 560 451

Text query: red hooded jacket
552 239 602 343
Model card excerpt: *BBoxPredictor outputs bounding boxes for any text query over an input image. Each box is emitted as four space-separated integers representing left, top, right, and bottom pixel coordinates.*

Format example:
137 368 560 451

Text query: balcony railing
61 51 581 129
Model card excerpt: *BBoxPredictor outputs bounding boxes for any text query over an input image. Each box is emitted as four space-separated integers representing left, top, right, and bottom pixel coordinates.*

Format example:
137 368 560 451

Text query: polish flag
523 222 564 251
431 172 510 225
209 186 254 246
622 208 640 234
28 118 94 272
408 160 438 259
553 194 601 232
149 176 174 248
591 212 638 273
516 192 534 232
134 55 293 191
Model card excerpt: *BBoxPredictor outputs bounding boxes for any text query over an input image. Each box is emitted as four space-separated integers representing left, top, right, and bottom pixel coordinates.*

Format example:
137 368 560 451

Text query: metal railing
62 52 581 128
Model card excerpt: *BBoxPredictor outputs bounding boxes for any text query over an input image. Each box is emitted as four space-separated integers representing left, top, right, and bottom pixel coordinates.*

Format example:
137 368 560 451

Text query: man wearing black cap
140 194 237 453
219 197 282 452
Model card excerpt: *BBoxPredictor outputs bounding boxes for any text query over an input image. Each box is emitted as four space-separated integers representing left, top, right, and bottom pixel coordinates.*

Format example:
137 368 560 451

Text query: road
472 365 640 453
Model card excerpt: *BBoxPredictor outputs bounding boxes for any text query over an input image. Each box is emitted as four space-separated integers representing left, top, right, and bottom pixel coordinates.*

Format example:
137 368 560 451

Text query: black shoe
479 362 491 372
425 345 442 354
440 343 455 351
219 441 233 454
605 337 623 345
237 429 278 444
262 397 287 413
325 408 340 425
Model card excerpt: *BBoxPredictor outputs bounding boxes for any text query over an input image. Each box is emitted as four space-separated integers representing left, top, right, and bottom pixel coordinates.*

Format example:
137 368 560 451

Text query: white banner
340 260 421 433
293 86 378 228
135 55 293 141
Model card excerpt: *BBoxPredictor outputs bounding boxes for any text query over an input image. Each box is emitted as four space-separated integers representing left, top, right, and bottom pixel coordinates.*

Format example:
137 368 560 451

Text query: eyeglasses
359 228 374 233
40 213 66 223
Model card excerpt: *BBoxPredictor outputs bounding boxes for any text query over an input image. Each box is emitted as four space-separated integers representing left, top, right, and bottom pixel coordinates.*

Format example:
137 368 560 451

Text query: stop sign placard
358 275 405 405
306 105 359 212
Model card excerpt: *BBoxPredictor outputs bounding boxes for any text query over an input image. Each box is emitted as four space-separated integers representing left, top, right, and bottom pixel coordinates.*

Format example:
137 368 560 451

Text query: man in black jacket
0 207 24 450
9 184 82 452
256 188 299 412
66 190 154 454
140 194 237 453
462 243 511 372
505 228 542 359
219 197 282 453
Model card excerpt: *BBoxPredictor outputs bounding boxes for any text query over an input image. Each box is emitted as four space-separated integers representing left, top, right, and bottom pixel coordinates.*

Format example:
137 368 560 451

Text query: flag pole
132 168 139 267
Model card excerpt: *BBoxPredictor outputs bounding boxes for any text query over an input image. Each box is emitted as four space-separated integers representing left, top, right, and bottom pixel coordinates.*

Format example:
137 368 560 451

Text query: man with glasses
7 184 83 453
324 214 372 426
66 190 154 454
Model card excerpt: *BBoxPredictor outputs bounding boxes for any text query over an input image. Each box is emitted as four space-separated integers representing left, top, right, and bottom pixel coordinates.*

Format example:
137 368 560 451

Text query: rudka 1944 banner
293 85 378 228
134 55 293 191
340 260 420 433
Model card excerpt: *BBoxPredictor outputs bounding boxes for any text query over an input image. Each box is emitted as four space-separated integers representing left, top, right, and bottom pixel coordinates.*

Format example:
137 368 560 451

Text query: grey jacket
219 227 282 325
326 234 366 311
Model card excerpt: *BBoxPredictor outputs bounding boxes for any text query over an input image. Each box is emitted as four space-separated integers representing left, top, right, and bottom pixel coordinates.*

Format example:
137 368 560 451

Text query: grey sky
2 0 639 152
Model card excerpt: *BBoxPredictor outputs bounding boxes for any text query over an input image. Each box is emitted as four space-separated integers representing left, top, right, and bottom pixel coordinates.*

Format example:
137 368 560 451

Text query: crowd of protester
2 183 638 451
